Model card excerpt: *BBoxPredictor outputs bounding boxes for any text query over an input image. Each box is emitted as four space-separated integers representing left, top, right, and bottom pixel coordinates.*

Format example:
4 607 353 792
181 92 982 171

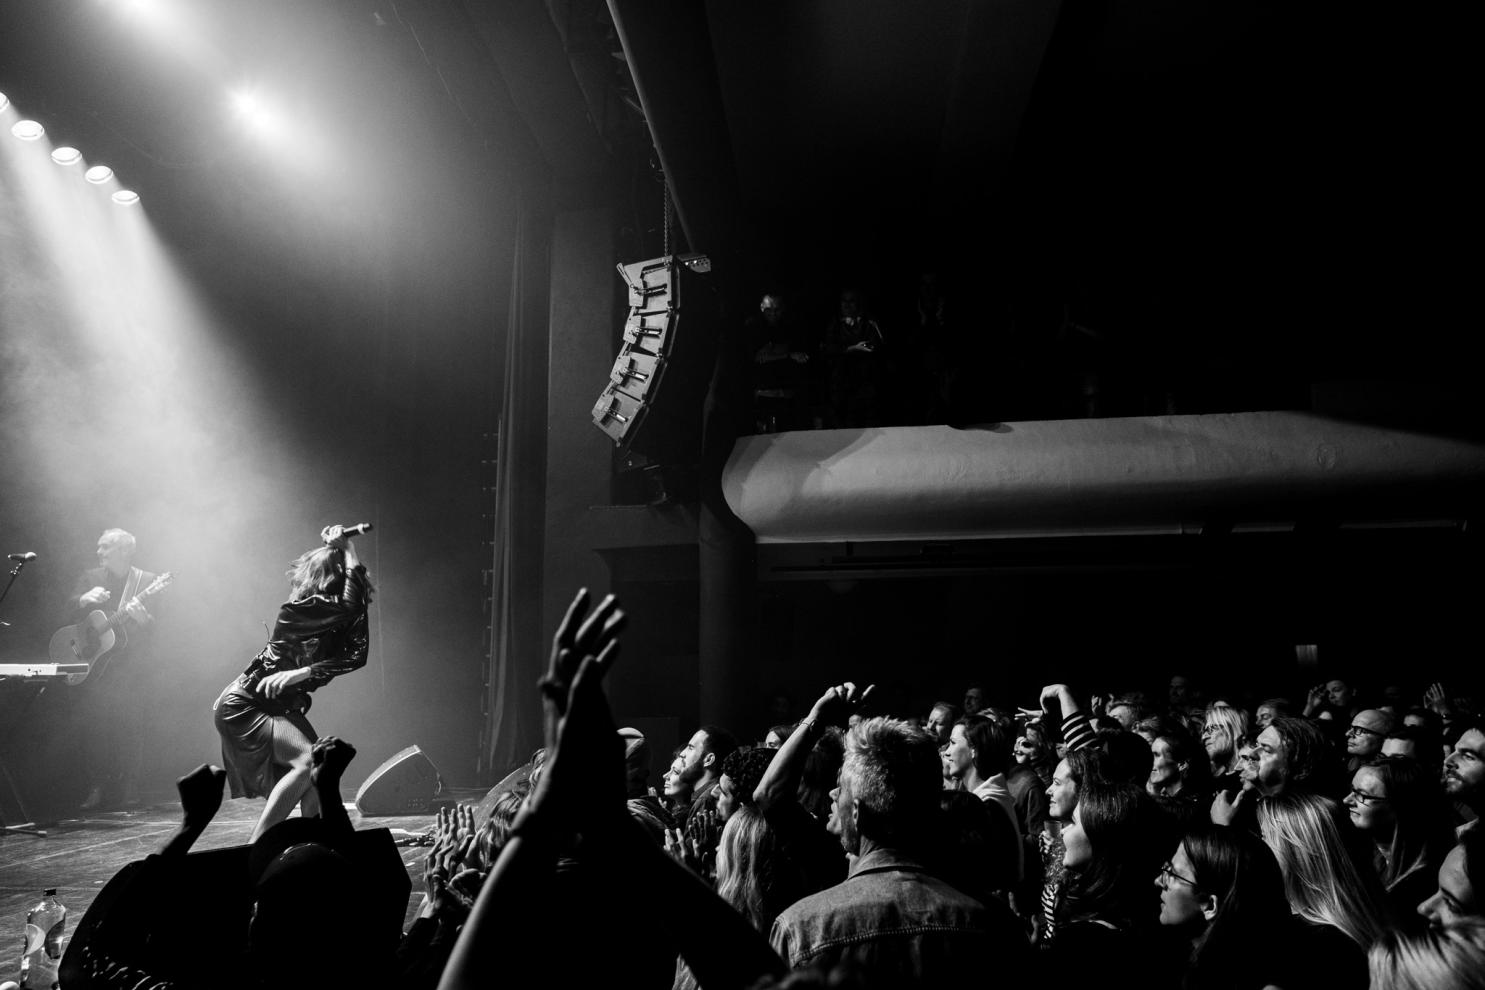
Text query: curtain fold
482 188 552 781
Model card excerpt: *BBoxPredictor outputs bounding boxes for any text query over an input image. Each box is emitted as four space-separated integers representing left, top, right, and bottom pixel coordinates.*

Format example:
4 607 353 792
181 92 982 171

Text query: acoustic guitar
48 571 174 685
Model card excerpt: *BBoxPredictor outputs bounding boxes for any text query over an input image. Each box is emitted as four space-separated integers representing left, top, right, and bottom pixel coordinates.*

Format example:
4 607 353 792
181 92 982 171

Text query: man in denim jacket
769 716 1029 983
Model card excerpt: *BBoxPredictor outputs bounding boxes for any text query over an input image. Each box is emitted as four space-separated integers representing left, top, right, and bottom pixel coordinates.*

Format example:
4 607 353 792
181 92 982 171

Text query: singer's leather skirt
212 677 317 799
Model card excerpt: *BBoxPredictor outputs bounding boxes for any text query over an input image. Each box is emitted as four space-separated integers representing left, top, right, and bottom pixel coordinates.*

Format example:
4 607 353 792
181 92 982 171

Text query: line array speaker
592 253 718 463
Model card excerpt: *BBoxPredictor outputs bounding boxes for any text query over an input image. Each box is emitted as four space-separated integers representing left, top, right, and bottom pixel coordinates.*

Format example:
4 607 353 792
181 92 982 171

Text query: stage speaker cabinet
592 253 718 463
354 744 443 816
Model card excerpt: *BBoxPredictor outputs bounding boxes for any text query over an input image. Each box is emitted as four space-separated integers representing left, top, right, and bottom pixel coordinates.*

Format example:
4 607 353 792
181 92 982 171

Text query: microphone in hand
321 523 372 547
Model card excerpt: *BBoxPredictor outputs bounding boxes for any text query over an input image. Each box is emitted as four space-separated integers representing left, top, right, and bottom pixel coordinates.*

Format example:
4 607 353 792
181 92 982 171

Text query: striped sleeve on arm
1061 712 1096 752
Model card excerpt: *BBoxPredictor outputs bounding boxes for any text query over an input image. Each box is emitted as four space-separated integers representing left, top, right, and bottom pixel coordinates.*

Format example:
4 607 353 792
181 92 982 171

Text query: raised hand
541 589 626 749
1304 683 1327 715
527 590 626 832
1425 682 1454 717
810 681 875 729
312 736 357 787
177 764 226 830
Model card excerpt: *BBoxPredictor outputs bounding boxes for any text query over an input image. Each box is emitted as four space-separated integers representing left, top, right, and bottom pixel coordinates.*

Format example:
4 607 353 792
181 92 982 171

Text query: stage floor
0 794 453 985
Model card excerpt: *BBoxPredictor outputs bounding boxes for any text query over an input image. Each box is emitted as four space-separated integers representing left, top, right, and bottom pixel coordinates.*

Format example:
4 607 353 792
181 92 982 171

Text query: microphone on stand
7 552 37 562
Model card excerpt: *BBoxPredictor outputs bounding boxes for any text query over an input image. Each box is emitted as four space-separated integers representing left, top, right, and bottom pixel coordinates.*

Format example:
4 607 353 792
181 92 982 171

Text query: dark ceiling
2 0 1475 403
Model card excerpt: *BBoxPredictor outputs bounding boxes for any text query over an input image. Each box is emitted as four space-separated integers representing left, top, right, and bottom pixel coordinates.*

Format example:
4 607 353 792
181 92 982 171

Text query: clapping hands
665 807 720 881
422 805 483 920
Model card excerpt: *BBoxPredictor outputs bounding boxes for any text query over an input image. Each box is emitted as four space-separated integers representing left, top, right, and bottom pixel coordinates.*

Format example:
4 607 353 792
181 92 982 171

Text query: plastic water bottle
18 889 65 990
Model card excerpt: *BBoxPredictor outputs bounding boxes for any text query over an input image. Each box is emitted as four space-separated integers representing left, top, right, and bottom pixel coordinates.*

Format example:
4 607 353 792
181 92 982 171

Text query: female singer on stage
213 525 373 842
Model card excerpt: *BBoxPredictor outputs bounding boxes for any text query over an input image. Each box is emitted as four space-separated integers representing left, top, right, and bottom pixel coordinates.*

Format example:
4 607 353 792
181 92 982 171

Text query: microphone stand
0 555 33 627
0 555 45 835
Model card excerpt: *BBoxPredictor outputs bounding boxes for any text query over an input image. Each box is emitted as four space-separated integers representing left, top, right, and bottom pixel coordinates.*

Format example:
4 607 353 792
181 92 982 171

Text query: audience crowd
60 590 1485 989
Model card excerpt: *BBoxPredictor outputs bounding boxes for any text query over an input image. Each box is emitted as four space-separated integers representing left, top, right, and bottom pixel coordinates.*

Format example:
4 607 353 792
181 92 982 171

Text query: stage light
52 147 83 166
86 165 115 184
112 190 141 206
230 89 260 116
0 92 9 112
11 120 45 141
229 88 286 141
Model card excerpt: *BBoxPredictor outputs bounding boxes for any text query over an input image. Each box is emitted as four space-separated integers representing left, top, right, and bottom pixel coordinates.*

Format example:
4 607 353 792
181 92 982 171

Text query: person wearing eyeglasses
1344 756 1455 929
1345 708 1396 772
1154 825 1292 990
1201 703 1249 786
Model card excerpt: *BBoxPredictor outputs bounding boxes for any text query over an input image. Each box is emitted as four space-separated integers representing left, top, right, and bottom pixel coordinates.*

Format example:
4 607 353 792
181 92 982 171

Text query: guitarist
67 527 158 811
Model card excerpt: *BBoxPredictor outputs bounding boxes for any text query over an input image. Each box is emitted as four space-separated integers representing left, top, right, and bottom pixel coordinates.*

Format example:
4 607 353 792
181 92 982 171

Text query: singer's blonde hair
286 546 345 602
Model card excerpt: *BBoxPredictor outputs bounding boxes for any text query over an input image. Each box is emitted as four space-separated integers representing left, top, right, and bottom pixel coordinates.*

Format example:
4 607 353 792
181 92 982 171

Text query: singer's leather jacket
238 563 371 701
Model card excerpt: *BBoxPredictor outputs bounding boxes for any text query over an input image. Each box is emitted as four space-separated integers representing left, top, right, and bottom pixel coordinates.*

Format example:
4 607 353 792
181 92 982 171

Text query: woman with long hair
673 805 803 990
1037 744 1112 947
214 526 373 842
1201 703 1249 782
1156 825 1292 990
1257 791 1395 989
1053 780 1180 984
1015 719 1057 787
1344 756 1455 924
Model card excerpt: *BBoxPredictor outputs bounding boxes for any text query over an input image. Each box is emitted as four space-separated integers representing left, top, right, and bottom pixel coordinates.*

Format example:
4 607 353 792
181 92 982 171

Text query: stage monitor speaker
592 252 719 463
354 744 443 816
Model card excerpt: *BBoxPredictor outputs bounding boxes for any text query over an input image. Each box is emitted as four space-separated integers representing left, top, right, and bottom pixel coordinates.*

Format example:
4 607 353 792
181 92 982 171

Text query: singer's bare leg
250 723 315 844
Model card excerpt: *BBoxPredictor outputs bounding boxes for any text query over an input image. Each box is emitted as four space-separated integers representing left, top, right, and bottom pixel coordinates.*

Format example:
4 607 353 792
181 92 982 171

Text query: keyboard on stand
0 661 89 681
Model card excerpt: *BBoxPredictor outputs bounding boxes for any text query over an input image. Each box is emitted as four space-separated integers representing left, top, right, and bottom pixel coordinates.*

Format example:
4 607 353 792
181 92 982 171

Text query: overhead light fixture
52 147 83 166
112 190 141 206
86 164 115 184
11 120 45 141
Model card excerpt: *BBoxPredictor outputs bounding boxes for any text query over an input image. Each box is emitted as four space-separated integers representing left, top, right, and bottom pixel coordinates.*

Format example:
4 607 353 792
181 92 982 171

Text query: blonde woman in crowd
1202 702 1249 783
1258 791 1395 989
